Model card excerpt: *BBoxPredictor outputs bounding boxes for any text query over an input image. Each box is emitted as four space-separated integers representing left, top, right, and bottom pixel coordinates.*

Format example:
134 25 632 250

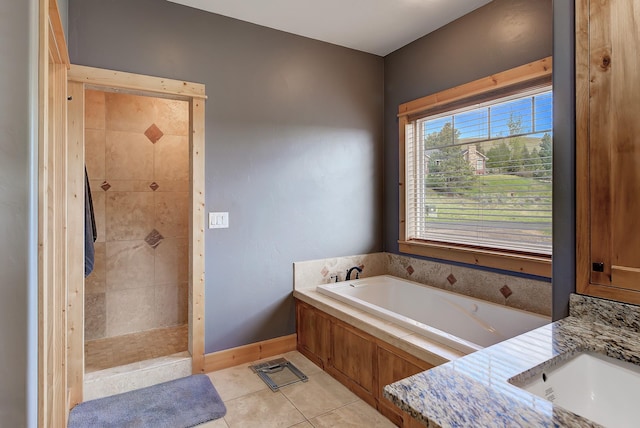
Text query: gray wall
551 1 576 320
58 0 69 40
68 0 384 353
383 0 553 270
0 0 37 426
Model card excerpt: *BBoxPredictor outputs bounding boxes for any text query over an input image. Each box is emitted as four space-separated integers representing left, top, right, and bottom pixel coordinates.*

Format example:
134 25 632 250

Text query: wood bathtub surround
296 299 433 428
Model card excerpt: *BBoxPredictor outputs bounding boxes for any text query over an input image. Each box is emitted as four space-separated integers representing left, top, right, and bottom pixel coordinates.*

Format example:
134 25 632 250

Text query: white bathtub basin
316 275 550 354
515 352 640 427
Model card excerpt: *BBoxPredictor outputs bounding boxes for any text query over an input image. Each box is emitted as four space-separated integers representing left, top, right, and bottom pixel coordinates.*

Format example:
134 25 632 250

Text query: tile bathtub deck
197 351 395 428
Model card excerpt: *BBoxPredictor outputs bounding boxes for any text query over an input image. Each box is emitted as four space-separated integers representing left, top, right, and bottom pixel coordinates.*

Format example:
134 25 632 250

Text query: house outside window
398 58 553 277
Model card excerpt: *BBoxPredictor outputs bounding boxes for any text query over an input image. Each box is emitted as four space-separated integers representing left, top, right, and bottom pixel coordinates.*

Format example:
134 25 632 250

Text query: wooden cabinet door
329 321 376 400
577 0 640 300
296 300 330 367
377 345 433 427
377 347 425 393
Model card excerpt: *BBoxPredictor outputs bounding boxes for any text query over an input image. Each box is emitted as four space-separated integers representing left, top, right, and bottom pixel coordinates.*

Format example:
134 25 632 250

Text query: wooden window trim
398 57 553 278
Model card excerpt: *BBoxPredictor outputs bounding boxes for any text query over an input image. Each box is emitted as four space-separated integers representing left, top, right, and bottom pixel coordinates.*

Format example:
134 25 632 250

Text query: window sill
398 240 551 278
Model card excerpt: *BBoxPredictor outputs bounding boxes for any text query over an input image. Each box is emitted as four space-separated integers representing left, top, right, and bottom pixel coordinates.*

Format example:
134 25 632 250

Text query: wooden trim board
189 96 206 373
47 0 70 66
39 0 71 426
398 57 552 118
399 241 552 278
68 65 206 99
203 335 298 373
575 0 591 297
66 81 85 409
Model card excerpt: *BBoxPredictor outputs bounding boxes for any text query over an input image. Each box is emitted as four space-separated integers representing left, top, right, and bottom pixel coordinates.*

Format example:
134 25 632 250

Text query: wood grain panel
48 0 69 66
38 2 52 425
582 283 640 306
39 0 71 425
588 0 613 286
190 97 206 373
296 300 330 367
398 57 552 118
68 65 206 99
203 334 297 373
52 61 68 426
609 1 640 277
329 321 376 395
577 0 640 303
377 345 432 391
295 300 443 426
66 81 85 410
399 241 551 278
398 116 408 243
611 267 640 292
575 0 591 295
377 345 433 427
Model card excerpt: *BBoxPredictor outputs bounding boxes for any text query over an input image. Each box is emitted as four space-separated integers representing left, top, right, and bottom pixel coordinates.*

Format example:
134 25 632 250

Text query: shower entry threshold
250 358 308 391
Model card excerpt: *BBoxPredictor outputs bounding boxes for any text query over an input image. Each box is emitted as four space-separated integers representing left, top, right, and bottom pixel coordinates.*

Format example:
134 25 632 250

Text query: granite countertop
384 294 640 427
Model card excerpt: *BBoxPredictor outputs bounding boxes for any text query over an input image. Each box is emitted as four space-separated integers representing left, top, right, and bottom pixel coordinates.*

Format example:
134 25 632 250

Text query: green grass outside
424 174 552 225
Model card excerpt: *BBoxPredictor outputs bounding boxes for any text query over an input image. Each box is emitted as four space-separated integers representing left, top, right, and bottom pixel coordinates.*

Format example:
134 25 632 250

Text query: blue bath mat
68 374 226 428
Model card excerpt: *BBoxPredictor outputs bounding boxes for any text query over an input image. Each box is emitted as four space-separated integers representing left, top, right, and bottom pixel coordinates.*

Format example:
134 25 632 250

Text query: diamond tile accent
320 266 329 277
149 182 160 191
447 273 457 285
406 265 414 275
144 229 164 249
100 181 111 191
144 123 164 144
500 285 513 298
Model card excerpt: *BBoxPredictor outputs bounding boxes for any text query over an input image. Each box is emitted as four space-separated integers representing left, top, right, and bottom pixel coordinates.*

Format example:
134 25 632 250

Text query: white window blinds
405 88 552 255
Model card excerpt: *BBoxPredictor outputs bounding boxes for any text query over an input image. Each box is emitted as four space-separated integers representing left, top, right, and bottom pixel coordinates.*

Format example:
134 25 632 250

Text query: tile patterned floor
196 351 395 428
85 324 188 373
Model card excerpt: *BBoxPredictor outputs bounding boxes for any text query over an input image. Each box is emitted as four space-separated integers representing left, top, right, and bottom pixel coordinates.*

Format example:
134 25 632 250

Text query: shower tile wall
84 89 189 341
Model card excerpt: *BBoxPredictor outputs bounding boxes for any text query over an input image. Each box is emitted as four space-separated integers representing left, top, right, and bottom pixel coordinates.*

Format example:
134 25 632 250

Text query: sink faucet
346 266 362 281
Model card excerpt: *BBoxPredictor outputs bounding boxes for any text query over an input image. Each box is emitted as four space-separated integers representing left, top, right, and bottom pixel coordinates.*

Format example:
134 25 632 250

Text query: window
399 57 552 277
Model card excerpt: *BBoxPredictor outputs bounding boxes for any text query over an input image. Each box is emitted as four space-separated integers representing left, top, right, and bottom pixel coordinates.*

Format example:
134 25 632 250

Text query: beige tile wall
84 89 190 340
385 253 552 317
294 252 552 317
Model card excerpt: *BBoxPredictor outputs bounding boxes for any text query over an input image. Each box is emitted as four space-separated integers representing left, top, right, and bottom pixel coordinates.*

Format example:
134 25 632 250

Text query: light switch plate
209 212 229 229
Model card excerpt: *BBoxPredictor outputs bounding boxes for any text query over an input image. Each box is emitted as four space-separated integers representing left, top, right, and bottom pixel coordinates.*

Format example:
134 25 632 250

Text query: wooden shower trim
39 0 70 426
66 66 207 408
68 65 207 98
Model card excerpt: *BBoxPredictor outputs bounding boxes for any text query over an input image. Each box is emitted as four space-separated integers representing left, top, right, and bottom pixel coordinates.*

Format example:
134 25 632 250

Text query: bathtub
316 275 550 354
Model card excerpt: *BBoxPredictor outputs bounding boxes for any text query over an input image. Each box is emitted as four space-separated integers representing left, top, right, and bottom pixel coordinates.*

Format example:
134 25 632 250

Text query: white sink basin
515 352 640 427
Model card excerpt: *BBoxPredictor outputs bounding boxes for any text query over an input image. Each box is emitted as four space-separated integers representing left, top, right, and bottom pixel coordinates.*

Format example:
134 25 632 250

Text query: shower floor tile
85 324 188 373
